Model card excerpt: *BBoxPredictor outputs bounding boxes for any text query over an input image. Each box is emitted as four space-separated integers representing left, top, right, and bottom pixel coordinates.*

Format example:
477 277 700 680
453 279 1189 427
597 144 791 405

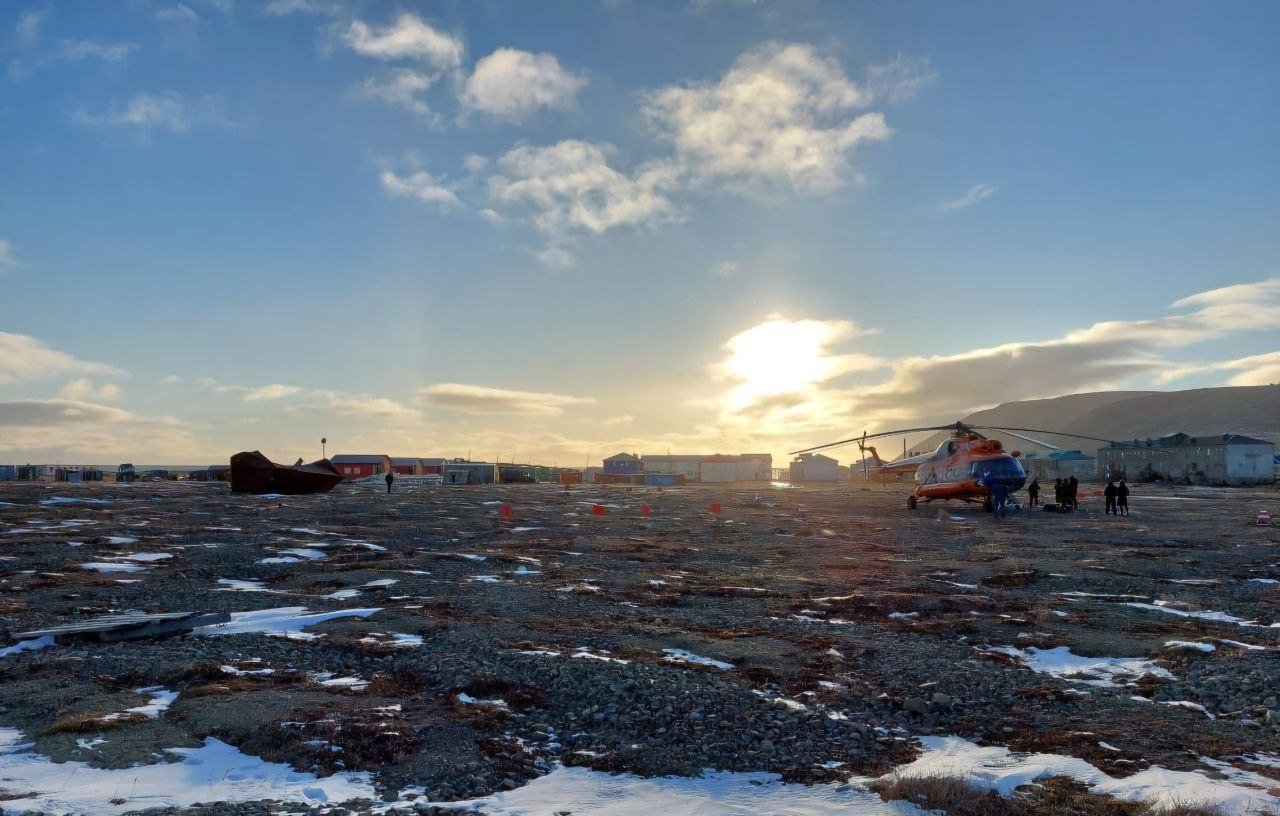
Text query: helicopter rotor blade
974 427 1063 451
788 425 957 457
972 426 1176 452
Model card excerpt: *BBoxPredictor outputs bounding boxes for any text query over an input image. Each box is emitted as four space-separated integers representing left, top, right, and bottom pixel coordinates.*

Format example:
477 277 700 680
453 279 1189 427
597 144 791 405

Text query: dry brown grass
45 712 148 734
871 775 1224 816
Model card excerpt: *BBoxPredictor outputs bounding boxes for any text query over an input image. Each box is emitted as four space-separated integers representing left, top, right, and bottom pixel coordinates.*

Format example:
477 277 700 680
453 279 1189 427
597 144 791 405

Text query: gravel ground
1 479 1278 814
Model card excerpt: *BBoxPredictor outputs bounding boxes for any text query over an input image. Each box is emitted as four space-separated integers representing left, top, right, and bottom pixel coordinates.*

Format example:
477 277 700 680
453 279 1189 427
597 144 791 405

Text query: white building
735 453 773 481
790 453 839 482
699 455 740 483
1099 433 1275 486
641 454 704 482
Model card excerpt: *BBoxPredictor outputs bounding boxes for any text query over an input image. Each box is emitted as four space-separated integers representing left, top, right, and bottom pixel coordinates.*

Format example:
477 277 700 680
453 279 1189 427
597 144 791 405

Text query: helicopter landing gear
907 495 918 510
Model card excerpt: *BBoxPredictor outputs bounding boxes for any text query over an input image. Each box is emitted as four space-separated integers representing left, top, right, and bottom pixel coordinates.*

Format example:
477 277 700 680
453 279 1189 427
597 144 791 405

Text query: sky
2 0 1279 467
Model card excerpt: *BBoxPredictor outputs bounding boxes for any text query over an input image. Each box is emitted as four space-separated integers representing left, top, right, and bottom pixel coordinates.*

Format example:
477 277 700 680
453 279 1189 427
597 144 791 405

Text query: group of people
1104 479 1130 515
1024 476 1081 509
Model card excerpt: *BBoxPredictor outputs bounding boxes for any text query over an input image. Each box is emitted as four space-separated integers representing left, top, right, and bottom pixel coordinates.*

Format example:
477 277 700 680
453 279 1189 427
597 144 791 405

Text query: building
790 452 839 482
390 457 422 476
641 454 705 482
1020 450 1097 482
443 460 497 485
736 453 772 481
699 455 740 483
603 453 644 476
420 458 446 476
330 454 392 480
1099 433 1275 486
0 465 15 481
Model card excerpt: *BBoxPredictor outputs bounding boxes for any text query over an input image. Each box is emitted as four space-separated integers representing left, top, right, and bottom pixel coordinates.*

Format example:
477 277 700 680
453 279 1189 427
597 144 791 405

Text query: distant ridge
911 385 1280 455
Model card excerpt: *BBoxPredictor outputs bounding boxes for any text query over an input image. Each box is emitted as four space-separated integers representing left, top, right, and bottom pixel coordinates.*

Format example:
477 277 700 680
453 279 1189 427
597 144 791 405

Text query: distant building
0 465 15 481
641 454 705 482
331 454 392 480
420 458 447 476
735 454 772 481
443 460 497 485
390 457 422 476
603 453 643 476
1098 433 1275 486
1020 450 1096 482
699 455 740 483
790 452 839 482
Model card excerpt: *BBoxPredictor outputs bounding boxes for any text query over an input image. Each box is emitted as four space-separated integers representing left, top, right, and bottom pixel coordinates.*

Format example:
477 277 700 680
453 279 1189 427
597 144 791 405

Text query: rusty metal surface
229 450 343 495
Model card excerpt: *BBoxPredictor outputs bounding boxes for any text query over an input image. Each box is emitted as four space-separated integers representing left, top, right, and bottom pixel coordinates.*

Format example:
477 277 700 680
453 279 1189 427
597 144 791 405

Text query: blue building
603 452 643 476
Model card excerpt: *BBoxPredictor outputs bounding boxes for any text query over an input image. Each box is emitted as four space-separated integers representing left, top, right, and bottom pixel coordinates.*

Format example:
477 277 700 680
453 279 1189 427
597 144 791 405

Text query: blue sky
2 0 1278 466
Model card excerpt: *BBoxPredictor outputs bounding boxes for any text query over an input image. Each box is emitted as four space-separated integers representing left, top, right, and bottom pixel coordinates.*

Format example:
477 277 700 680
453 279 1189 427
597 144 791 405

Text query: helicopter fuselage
913 435 1026 504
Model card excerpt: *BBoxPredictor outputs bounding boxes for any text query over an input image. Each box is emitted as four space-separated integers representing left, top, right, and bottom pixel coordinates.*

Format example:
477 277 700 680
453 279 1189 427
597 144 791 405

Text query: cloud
0 240 16 268
76 93 226 136
0 399 201 460
643 42 891 193
488 140 680 237
420 383 595 416
154 4 201 26
60 378 122 401
711 260 738 277
533 246 575 270
462 48 587 121
16 10 45 45
262 0 336 15
941 182 996 211
380 169 462 211
714 277 1280 442
359 69 438 117
344 14 464 70
216 383 305 401
866 54 936 103
0 332 119 385
600 414 635 426
327 395 422 421
53 39 137 62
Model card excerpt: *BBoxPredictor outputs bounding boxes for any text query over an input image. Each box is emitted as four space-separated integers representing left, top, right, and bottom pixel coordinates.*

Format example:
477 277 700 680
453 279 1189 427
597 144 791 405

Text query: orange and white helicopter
793 422 1120 510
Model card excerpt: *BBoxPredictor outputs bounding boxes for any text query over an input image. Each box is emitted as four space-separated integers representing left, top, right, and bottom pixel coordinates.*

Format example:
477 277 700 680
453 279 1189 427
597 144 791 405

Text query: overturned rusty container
229 450 343 495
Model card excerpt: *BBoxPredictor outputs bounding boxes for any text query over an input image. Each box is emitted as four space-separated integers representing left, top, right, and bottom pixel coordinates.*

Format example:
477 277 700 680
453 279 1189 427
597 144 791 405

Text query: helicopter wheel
907 495 917 510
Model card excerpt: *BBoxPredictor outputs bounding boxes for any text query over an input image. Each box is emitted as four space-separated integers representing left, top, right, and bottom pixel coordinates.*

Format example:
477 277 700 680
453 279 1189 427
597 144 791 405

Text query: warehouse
641 454 704 482
1019 450 1096 482
1099 433 1275 486
790 452 839 483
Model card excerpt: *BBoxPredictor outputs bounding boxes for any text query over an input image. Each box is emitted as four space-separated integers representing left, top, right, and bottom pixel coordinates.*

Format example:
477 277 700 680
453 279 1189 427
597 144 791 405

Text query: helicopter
792 422 1129 511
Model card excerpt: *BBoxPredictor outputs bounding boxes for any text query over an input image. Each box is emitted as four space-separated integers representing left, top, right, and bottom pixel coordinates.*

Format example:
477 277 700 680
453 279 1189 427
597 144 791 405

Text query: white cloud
262 0 335 15
155 4 201 26
344 14 464 70
217 383 305 401
941 182 996 211
600 414 635 426
16 10 45 45
711 260 738 277
0 399 202 461
533 246 575 270
0 240 17 269
643 42 891 193
479 208 503 223
0 332 119 385
359 69 437 117
866 54 936 103
488 140 679 237
327 395 422 421
462 48 587 121
54 39 136 62
420 383 595 416
60 378 122 401
380 169 462 211
76 93 226 136
715 277 1280 441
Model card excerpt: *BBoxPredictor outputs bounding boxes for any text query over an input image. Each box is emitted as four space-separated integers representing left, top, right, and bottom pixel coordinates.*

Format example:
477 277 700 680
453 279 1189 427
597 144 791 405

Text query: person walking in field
1104 480 1118 514
1027 478 1040 507
1117 479 1130 515
384 470 394 494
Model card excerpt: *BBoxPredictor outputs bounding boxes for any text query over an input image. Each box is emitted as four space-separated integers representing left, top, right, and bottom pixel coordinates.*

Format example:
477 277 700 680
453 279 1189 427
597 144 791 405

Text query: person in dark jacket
1117 479 1130 515
384 470 394 494
1103 480 1118 514
1027 479 1040 507
989 479 1008 520
1068 475 1080 509
1053 478 1064 506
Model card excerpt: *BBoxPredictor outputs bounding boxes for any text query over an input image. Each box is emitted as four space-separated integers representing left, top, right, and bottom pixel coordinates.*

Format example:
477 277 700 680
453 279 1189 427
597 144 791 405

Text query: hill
909 385 1280 456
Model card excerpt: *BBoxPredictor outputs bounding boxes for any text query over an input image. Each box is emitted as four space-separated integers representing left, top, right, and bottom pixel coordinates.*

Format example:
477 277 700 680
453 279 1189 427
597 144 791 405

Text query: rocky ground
0 478 1277 814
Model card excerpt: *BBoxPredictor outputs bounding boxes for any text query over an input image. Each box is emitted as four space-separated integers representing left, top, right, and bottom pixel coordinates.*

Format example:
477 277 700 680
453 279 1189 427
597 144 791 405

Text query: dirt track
0 479 1278 811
